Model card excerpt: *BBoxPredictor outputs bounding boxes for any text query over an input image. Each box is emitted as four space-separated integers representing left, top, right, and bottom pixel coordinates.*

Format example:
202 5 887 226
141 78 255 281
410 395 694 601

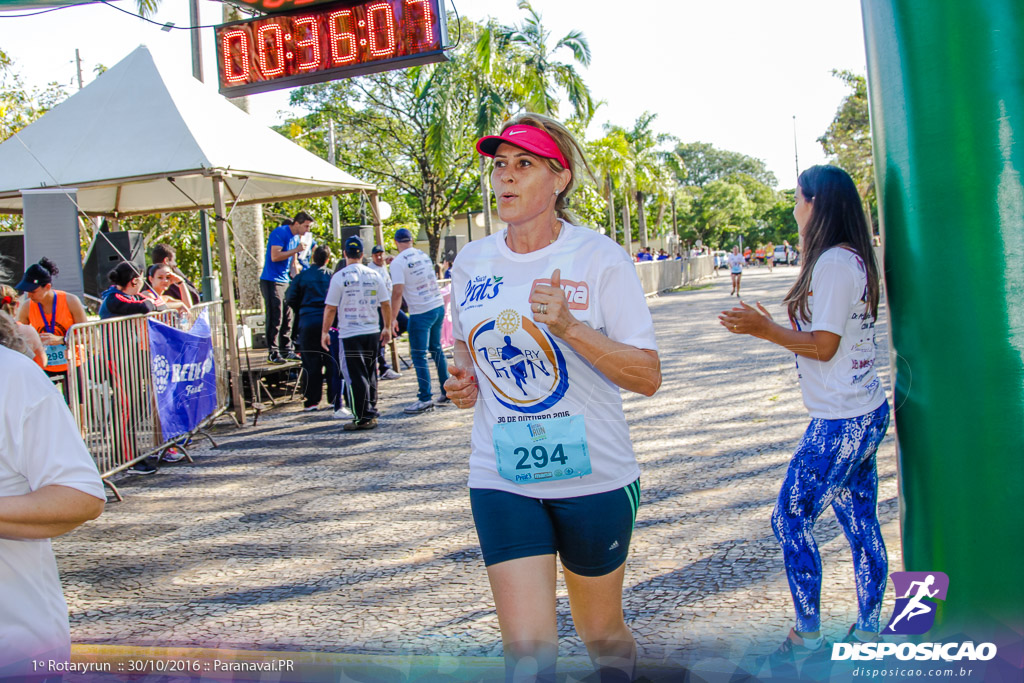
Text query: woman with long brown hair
720 165 889 676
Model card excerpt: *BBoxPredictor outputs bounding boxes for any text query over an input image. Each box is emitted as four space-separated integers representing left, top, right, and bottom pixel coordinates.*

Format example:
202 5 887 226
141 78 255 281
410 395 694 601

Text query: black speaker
0 232 24 287
443 235 467 263
82 231 147 298
340 225 375 256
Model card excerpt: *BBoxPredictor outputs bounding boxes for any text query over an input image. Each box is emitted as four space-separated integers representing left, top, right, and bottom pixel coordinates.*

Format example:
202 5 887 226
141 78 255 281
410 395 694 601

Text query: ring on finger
539 303 547 315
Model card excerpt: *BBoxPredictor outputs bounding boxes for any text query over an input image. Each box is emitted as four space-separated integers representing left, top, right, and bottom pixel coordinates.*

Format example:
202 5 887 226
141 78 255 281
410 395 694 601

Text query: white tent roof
0 45 374 216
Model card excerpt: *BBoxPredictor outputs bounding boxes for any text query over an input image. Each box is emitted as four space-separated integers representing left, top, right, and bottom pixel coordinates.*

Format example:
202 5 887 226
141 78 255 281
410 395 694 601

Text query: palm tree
588 129 631 246
497 1 595 123
604 113 676 250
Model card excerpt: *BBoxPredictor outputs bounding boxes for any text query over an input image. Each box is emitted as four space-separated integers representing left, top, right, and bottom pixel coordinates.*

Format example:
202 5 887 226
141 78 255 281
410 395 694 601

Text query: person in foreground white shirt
0 342 106 678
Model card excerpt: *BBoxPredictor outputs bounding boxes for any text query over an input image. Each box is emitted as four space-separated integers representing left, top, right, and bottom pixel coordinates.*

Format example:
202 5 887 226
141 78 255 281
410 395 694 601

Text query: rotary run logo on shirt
469 307 568 414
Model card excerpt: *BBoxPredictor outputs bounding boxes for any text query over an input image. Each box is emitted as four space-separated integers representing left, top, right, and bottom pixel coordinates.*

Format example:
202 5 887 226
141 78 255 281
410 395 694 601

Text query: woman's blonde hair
0 284 17 316
499 113 596 225
0 310 29 357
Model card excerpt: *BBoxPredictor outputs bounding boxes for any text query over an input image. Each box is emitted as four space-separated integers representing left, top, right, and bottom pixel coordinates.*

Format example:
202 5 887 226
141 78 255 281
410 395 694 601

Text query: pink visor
476 124 570 170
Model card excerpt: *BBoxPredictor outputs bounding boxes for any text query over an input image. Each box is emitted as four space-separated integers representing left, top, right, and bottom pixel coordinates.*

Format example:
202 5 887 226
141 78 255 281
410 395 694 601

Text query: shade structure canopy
0 45 375 216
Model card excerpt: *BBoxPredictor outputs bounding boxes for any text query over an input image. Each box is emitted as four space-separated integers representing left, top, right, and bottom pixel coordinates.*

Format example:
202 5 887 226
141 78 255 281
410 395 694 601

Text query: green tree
674 141 777 189
496 0 595 123
285 19 490 263
684 179 753 247
587 128 631 244
818 69 876 229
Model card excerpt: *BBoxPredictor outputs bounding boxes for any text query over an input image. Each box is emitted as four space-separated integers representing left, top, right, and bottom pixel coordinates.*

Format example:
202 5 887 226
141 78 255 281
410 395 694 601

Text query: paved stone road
55 264 900 674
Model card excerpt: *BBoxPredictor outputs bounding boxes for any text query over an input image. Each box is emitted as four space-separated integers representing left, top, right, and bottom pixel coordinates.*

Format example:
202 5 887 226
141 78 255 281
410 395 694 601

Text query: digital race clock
215 0 448 97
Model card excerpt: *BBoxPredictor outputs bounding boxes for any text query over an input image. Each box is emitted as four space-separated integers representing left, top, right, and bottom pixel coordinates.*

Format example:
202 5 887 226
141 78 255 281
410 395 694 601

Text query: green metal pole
862 0 1024 636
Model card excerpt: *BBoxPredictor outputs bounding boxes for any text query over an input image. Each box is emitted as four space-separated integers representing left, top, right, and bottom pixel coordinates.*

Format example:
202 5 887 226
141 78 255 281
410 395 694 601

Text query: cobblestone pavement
56 264 900 672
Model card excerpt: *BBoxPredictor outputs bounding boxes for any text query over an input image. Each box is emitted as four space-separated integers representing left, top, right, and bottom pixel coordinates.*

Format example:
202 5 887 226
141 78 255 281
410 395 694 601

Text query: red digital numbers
216 0 447 97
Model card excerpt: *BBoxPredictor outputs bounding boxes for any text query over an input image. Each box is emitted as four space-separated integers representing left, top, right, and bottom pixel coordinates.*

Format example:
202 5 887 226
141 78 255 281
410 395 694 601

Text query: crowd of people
0 110 889 682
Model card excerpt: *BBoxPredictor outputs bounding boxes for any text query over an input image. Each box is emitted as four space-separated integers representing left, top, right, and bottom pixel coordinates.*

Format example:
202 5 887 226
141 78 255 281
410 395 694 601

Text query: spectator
368 245 403 381
1 285 44 367
15 258 88 393
0 344 105 679
389 228 450 413
260 211 313 364
142 264 191 312
151 243 200 305
286 245 336 412
656 249 669 260
99 262 164 319
322 236 392 430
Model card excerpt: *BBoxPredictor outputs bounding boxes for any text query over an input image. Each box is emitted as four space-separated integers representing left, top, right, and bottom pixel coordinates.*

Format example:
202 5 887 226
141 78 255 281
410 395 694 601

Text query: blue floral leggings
771 400 891 633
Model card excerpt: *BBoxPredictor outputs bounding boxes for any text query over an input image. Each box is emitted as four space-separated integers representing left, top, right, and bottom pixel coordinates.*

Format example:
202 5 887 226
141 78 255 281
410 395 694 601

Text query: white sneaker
333 406 353 419
433 395 452 407
303 405 319 412
403 399 435 414
381 368 402 380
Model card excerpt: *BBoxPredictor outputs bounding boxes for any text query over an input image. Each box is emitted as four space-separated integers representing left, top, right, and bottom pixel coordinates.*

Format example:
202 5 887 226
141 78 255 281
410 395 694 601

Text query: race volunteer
321 236 392 431
445 113 662 682
389 228 449 413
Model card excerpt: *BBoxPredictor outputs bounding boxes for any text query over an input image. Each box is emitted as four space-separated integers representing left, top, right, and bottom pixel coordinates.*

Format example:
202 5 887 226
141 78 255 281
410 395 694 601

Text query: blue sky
2 0 868 188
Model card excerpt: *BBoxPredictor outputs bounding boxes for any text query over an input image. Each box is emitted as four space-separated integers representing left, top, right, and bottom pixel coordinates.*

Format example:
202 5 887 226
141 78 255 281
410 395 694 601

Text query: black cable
0 0 100 18
448 0 461 49
96 0 252 29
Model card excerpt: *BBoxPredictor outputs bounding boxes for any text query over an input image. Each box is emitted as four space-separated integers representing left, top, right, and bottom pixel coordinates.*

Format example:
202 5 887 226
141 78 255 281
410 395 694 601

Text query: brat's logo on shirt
460 276 503 309
469 308 568 413
531 277 590 310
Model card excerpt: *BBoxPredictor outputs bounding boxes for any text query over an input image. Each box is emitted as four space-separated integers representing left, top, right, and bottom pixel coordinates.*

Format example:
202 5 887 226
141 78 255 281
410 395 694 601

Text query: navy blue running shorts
469 479 641 577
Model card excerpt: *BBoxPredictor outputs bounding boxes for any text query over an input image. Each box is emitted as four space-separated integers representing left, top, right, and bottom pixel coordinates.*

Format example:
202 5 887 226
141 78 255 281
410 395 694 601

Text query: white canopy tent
0 45 375 215
0 45 382 424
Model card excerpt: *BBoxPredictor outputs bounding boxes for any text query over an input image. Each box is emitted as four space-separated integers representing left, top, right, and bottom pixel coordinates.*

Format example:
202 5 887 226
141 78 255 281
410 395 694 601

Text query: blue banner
148 312 218 441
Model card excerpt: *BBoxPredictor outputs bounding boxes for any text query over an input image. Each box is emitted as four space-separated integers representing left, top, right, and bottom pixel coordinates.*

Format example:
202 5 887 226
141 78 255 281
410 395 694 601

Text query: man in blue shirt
260 211 313 363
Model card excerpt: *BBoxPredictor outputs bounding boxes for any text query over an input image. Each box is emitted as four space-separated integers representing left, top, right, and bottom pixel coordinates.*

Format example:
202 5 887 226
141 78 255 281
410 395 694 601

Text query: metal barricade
65 301 230 496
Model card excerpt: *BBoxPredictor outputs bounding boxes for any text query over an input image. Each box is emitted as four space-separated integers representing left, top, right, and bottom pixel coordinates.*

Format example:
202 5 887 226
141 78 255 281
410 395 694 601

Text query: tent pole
369 191 384 250
213 176 246 426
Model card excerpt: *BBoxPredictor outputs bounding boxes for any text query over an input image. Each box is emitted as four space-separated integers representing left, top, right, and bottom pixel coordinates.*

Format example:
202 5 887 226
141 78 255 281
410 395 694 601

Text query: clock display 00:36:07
218 0 442 90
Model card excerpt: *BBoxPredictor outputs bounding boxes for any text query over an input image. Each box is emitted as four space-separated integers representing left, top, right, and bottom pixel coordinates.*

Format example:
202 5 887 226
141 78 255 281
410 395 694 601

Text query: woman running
15 258 88 393
445 113 661 682
727 246 744 296
719 165 889 673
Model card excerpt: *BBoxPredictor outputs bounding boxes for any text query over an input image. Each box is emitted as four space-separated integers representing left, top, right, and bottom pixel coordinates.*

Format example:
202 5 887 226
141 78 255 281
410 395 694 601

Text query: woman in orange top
15 258 88 384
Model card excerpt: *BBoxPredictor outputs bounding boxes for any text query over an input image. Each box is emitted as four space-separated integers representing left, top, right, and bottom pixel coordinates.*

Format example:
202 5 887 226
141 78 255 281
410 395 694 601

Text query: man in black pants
321 236 392 431
285 245 334 411
260 211 313 363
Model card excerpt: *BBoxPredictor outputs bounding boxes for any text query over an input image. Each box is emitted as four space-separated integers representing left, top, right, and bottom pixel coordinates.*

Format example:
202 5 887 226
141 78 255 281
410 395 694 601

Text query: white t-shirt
727 253 744 272
794 247 887 419
452 221 658 498
390 247 444 314
368 261 393 298
0 347 105 676
324 263 387 339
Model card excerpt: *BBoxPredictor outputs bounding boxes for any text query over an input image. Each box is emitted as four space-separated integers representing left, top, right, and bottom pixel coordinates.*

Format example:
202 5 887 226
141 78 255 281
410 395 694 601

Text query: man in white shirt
389 228 450 413
370 244 403 381
0 346 106 678
322 236 392 430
